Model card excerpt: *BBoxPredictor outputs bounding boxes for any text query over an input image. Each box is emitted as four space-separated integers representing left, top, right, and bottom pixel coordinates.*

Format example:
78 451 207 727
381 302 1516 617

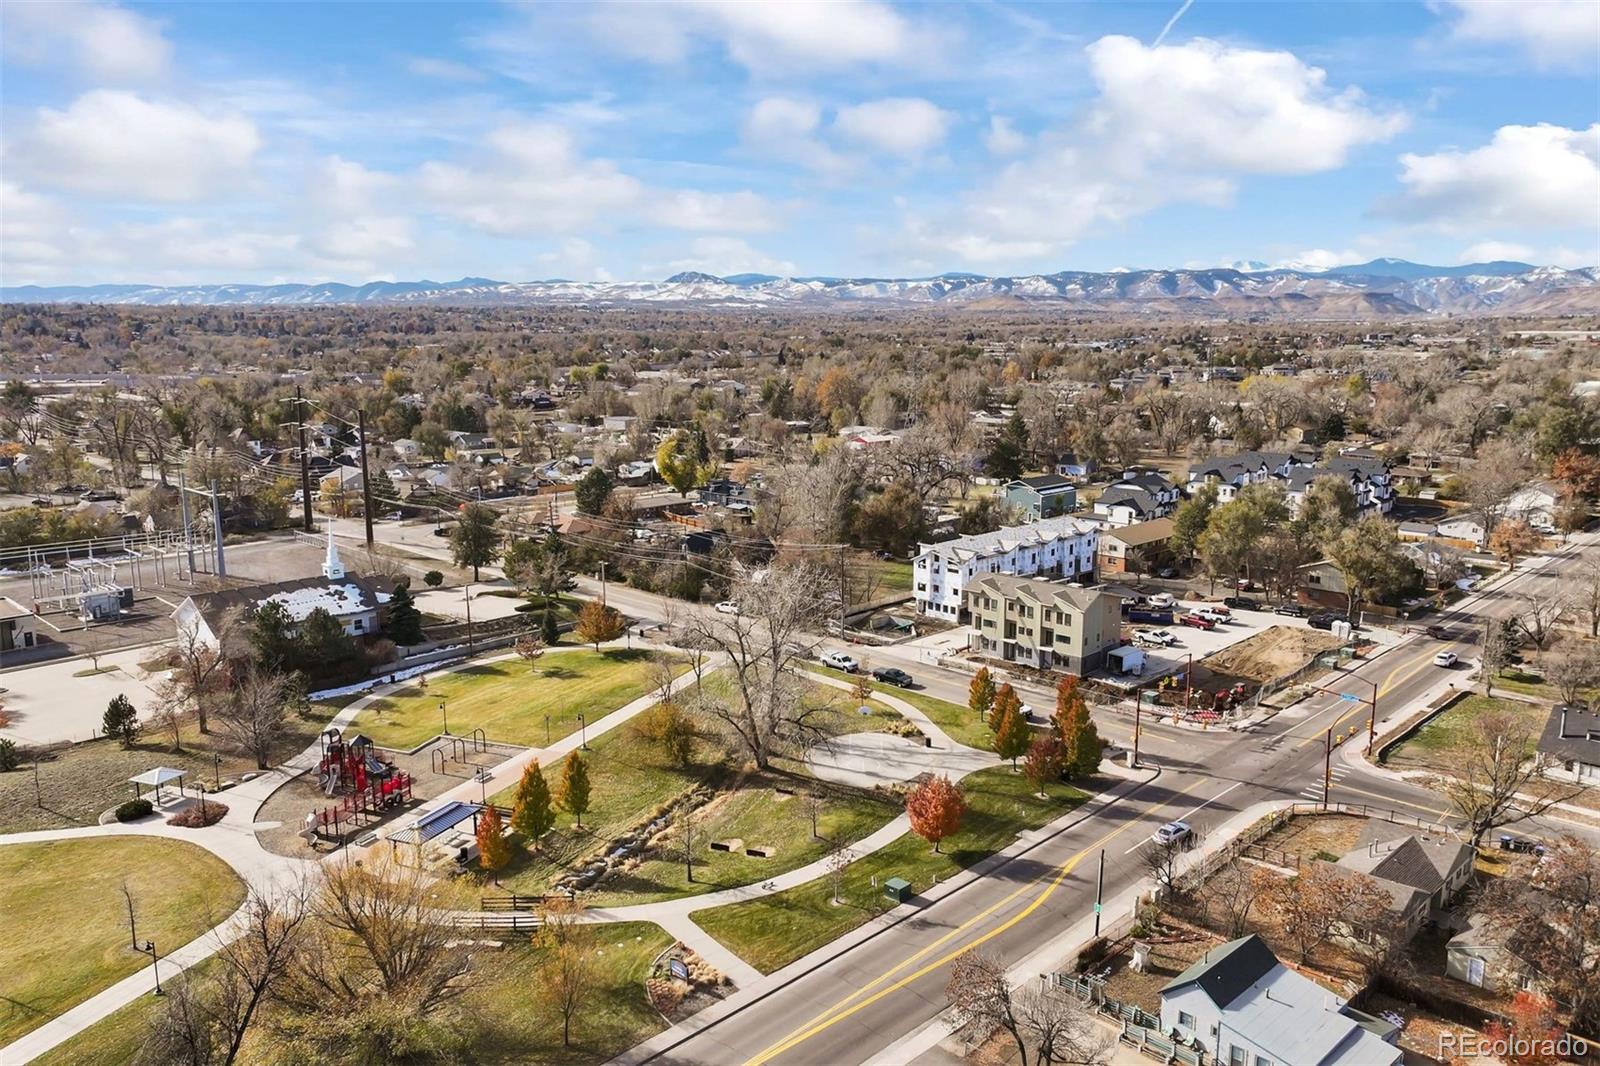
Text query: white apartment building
912 515 1099 620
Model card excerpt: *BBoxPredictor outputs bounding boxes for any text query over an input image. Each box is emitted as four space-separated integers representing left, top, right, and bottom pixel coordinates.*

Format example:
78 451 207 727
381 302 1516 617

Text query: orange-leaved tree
968 667 996 722
1023 734 1064 797
477 803 511 882
510 760 555 850
906 774 966 853
574 600 627 650
1054 675 1103 779
992 696 1030 769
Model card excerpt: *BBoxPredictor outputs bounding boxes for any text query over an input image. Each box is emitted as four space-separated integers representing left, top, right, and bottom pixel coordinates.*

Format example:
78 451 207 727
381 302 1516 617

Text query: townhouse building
912 515 1099 620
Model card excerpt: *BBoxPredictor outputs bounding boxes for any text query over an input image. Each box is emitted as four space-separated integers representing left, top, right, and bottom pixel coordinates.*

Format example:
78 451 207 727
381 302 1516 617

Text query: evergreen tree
556 751 592 828
451 503 500 581
103 693 140 747
297 607 359 683
574 467 614 516
384 583 425 645
367 468 398 511
984 413 1030 480
968 667 997 723
249 600 297 671
542 606 561 646
510 761 555 850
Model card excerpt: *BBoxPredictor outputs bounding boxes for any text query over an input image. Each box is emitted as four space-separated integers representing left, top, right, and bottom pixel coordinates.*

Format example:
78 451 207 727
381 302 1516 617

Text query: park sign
669 958 689 981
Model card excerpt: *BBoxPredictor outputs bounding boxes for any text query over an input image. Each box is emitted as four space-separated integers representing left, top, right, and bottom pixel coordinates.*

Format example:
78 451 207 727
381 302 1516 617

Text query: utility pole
357 409 375 549
1366 678 1378 756
1132 688 1143 769
177 470 196 577
1323 726 1333 810
599 561 608 606
209 481 226 579
296 385 313 532
1093 848 1105 936
838 547 847 638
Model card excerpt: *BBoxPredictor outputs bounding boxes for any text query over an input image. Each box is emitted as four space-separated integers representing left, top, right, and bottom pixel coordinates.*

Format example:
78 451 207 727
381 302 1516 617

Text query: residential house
912 515 1099 620
1160 934 1403 1066
1507 481 1562 530
1002 474 1078 522
1187 451 1300 502
698 478 748 508
1053 454 1097 479
1446 914 1527 993
1097 518 1175 575
1333 822 1474 936
1435 511 1489 549
1296 560 1349 611
1285 456 1396 517
602 414 637 433
1093 470 1180 526
172 533 391 648
1538 703 1600 783
962 574 1123 675
392 438 421 461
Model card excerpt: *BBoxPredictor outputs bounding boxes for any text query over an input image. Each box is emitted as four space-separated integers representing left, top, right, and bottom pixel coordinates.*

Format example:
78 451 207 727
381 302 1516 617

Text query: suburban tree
984 413 1029 480
633 701 696 767
906 774 966 853
514 633 546 671
1327 513 1418 624
1199 860 1273 939
104 693 140 747
1023 735 1064 797
247 600 297 674
173 606 240 734
826 842 853 904
655 431 706 497
422 569 444 588
1168 483 1218 563
383 583 425 645
574 466 614 515
475 804 510 881
556 751 592 828
573 600 626 649
1293 475 1359 551
1467 437 1533 536
149 677 188 753
217 668 292 770
990 682 1022 737
534 898 596 1047
1489 519 1541 566
992 696 1030 769
1553 448 1600 502
968 667 997 723
1264 862 1390 964
1053 676 1102 779
1484 835 1600 1032
1544 639 1600 705
1483 993 1567 1066
1441 710 1583 847
946 951 1112 1066
450 503 500 581
1514 588 1569 652
542 606 561 646
510 761 555 850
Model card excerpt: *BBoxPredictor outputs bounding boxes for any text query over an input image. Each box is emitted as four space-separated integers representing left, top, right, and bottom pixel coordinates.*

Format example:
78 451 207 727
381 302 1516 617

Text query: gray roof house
1160 934 1402 1066
1538 703 1600 783
1332 821 1474 935
1003 474 1078 522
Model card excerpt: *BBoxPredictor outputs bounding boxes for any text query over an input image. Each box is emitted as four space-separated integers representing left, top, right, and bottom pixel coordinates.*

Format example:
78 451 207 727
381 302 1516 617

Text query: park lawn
0 838 246 1044
31 960 218 1066
479 590 586 623
465 921 672 1064
1385 694 1550 772
490 677 901 900
808 664 994 749
355 648 682 749
696 767 1088 974
0 716 323 835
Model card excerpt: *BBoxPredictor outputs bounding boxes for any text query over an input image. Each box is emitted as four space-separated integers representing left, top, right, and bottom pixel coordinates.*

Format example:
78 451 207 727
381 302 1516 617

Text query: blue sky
1 0 1596 285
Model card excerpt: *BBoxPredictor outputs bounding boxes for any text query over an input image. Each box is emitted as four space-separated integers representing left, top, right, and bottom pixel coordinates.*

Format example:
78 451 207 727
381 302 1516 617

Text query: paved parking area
1126 604 1321 678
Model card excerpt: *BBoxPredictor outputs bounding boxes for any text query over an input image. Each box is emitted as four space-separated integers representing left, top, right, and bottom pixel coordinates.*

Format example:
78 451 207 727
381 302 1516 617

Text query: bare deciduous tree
1198 860 1273 938
1440 710 1584 847
534 897 597 1048
1514 589 1569 653
946 952 1113 1066
1263 863 1390 964
1544 639 1600 706
216 668 290 770
1484 834 1600 1033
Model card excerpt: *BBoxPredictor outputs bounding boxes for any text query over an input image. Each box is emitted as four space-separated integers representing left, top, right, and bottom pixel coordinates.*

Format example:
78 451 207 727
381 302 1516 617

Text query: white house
1092 470 1180 527
1507 481 1561 530
912 514 1099 620
1187 451 1299 502
1436 511 1489 548
392 438 422 461
1284 457 1395 517
1161 935 1402 1066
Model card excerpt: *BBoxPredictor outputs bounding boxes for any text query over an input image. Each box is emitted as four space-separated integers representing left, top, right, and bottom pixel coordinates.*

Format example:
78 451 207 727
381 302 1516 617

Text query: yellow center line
742 773 1216 1066
1332 781 1450 818
1291 647 1438 749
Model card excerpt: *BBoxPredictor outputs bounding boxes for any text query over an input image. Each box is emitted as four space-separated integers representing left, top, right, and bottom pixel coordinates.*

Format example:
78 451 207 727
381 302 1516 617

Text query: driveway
0 645 165 745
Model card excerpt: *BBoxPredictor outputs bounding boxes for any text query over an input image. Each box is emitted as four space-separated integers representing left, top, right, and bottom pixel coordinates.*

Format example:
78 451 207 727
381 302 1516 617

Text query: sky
1 0 1597 286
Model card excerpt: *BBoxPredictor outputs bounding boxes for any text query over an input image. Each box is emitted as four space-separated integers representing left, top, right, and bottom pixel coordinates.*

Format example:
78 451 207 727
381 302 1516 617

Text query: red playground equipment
317 728 393 796
306 728 413 844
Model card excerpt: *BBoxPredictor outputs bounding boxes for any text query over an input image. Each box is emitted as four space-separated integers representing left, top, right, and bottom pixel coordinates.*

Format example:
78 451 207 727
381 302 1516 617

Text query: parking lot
1121 599 1339 681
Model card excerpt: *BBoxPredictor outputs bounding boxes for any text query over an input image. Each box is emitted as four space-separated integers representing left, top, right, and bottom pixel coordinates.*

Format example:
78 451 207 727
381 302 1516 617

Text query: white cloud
19 90 260 202
1437 0 1600 67
908 36 1402 265
984 115 1027 156
585 0 924 72
742 96 851 174
418 120 774 237
1084 35 1407 175
1391 124 1600 231
833 97 953 157
663 237 797 277
1459 240 1536 263
3 2 172 84
404 55 487 82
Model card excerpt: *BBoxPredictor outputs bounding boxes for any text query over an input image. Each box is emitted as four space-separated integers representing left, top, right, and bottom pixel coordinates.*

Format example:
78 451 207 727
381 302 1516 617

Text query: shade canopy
128 767 188 788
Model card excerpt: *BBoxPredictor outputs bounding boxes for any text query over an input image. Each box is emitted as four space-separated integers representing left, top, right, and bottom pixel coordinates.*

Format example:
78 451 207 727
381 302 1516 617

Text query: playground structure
316 728 394 795
303 729 414 844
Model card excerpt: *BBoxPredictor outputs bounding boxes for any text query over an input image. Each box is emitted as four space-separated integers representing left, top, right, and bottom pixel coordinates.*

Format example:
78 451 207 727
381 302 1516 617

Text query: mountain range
4 260 1597 318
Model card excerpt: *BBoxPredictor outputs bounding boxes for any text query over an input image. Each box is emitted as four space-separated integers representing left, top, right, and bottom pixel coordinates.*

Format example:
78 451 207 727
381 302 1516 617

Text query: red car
1179 613 1215 630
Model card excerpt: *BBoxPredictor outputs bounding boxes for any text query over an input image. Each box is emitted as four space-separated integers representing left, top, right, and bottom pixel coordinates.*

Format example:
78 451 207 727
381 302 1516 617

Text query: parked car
872 666 914 688
1153 820 1193 847
1232 577 1257 591
1128 608 1174 624
1499 834 1546 856
432 525 454 537
1148 592 1177 609
714 600 740 615
1156 567 1178 579
1433 651 1459 667
1273 603 1307 617
382 510 402 520
1308 612 1343 630
1223 596 1262 611
1424 624 1452 640
1179 613 1215 630
821 650 859 673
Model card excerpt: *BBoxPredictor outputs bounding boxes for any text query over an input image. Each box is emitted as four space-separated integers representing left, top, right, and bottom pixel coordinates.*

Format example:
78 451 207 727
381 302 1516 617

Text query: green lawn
0 838 246 1044
1385 694 1549 771
808 664 994 749
491 680 902 901
355 649 681 749
31 960 217 1066
696 767 1088 974
462 921 673 1065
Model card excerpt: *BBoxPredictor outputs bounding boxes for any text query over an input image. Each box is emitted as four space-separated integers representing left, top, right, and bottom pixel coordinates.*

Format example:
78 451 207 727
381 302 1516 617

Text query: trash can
883 876 911 903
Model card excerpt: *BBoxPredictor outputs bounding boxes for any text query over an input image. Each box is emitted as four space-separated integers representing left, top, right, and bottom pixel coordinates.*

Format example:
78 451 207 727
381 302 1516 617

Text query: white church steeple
322 525 345 580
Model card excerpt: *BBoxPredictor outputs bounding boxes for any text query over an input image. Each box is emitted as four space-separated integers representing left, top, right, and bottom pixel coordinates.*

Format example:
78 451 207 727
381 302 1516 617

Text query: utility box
883 876 911 903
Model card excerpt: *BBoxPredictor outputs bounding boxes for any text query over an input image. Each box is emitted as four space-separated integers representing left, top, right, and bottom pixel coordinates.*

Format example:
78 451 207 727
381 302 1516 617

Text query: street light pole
1093 848 1105 936
142 940 163 996
439 698 449 736
1132 688 1143 769
1366 678 1378 756
578 713 588 750
1323 726 1333 810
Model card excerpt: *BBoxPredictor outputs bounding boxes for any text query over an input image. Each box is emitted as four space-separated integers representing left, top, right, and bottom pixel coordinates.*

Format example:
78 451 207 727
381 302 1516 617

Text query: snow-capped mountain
4 261 1596 317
